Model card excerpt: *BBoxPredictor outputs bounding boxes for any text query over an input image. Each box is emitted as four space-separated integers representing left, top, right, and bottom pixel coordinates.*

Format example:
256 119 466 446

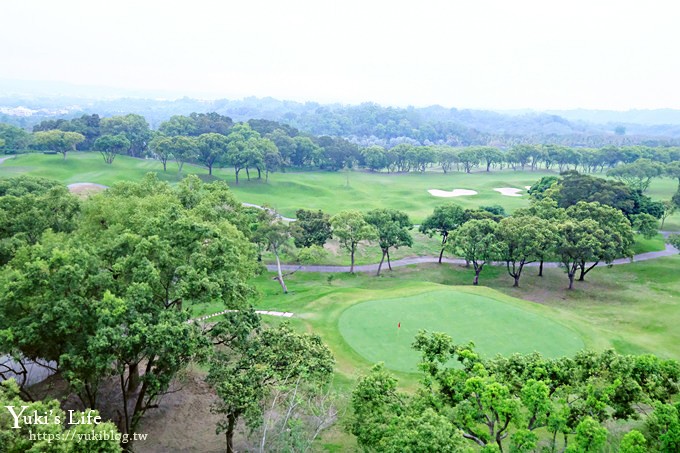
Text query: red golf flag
398 322 401 328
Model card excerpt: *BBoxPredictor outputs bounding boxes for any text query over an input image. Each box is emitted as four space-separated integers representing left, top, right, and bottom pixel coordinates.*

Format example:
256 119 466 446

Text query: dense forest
3 95 680 147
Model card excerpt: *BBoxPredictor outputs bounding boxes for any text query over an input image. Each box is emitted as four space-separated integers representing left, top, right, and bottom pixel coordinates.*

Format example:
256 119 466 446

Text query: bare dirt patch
67 182 108 197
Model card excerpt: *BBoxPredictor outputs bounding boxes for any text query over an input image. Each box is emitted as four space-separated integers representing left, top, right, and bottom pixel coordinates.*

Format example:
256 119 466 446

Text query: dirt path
267 235 679 273
0 155 16 164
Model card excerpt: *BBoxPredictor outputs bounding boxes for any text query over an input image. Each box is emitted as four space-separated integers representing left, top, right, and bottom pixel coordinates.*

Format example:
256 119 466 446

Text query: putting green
339 289 584 372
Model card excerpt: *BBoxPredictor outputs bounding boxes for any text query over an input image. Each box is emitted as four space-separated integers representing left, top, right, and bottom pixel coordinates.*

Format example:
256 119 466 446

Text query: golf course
2 151 680 451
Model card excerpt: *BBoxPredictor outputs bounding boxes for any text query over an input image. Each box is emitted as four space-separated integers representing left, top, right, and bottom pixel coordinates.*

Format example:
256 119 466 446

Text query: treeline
5 95 680 144
3 113 680 189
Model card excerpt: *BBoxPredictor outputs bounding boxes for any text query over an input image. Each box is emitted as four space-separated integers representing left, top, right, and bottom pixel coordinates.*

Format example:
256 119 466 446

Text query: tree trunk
473 269 481 285
513 275 520 287
162 160 167 171
257 168 261 179
226 414 236 453
387 249 392 270
438 233 447 264
234 168 240 184
127 363 140 393
538 259 544 277
274 250 288 293
568 272 575 290
578 266 586 281
208 164 212 175
350 247 355 273
246 168 250 180
377 250 386 276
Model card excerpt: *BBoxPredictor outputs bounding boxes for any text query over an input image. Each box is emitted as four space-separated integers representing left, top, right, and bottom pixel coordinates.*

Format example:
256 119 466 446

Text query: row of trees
0 175 336 452
3 114 680 183
350 332 680 452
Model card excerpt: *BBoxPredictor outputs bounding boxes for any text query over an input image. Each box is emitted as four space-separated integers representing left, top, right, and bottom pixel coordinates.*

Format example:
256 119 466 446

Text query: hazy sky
1 0 679 110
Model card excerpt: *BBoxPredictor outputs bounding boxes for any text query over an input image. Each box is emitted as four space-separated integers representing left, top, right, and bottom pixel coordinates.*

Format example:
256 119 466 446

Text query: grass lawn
338 289 584 373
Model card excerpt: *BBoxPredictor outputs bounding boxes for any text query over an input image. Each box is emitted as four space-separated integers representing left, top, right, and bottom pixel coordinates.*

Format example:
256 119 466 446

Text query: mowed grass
2 152 679 227
338 289 584 373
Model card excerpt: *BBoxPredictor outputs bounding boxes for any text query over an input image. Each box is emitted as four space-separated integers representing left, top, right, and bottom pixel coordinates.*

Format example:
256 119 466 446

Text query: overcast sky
1 0 678 110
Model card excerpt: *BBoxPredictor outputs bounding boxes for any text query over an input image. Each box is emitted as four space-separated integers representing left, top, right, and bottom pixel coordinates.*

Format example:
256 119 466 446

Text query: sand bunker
428 189 478 197
525 186 532 190
494 188 524 197
67 182 108 197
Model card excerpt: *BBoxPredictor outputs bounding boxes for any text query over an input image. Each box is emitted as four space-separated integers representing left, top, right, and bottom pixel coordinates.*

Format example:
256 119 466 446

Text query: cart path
190 309 294 323
266 233 679 273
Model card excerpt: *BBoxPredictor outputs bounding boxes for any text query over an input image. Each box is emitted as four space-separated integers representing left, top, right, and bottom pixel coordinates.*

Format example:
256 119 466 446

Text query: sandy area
494 188 524 197
428 189 478 197
67 182 108 197
525 186 532 190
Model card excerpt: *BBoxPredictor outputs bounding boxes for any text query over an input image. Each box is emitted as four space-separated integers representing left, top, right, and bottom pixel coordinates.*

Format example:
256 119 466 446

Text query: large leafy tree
290 209 332 248
0 174 258 446
100 114 151 157
364 208 413 276
208 321 334 453
94 134 131 164
0 176 80 265
0 123 31 151
197 132 229 175
32 130 85 159
608 158 664 192
449 219 499 285
565 201 634 281
495 215 558 287
419 203 467 263
252 208 291 293
330 210 377 273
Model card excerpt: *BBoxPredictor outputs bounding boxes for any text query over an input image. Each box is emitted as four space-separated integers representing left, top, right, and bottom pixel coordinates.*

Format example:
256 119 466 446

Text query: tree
226 123 261 183
0 175 259 446
496 216 557 287
668 234 680 249
566 201 634 281
645 402 680 452
0 123 31 152
290 209 332 248
208 321 334 453
618 430 647 453
632 213 659 239
94 134 131 164
364 209 413 276
169 136 197 172
457 147 479 173
449 219 499 285
158 114 197 136
0 176 80 265
419 204 467 263
660 200 677 229
197 132 229 175
568 417 608 452
361 145 388 171
556 219 603 289
32 130 85 159
0 379 122 452
252 209 291 293
148 134 173 171
608 158 664 192
330 211 377 273
514 198 566 276
100 114 151 157
477 146 504 172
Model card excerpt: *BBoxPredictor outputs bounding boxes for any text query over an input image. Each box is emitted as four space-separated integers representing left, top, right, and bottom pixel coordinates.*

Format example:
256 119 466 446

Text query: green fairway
338 289 584 372
2 152 679 227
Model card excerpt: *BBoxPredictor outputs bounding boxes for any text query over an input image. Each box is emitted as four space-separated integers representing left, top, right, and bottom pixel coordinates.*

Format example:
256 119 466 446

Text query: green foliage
291 208 332 248
645 402 680 452
632 213 659 239
208 321 334 453
100 114 151 157
93 134 131 164
450 219 499 285
330 210 377 272
32 130 85 159
567 417 608 452
0 379 121 452
419 203 466 262
618 430 647 453
364 208 413 275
